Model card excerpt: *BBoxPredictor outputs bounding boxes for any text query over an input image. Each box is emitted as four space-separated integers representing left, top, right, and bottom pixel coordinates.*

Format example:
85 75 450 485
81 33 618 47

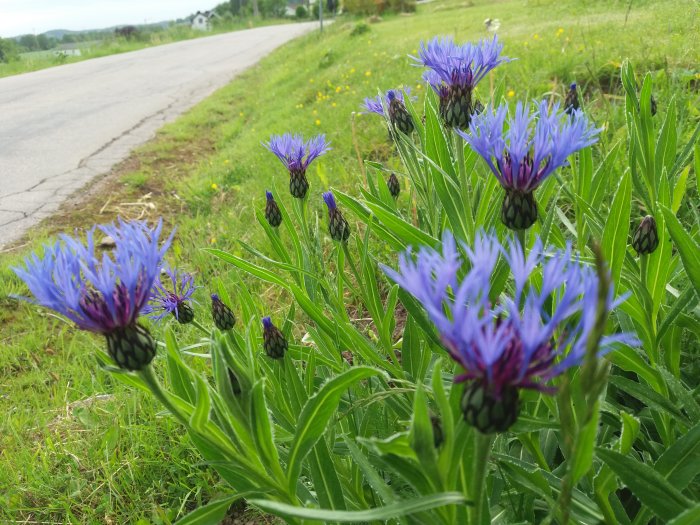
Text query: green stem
470 432 494 525
516 229 527 253
190 319 210 337
138 365 191 427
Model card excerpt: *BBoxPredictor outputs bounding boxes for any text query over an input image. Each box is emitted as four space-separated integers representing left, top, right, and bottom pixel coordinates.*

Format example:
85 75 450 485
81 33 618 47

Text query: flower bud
461 382 520 434
289 168 309 199
501 190 538 231
211 294 236 331
444 84 472 128
387 91 414 135
632 215 659 255
175 302 195 324
323 191 350 242
262 317 288 359
650 94 657 116
387 173 400 198
564 82 580 115
105 323 157 371
265 191 282 227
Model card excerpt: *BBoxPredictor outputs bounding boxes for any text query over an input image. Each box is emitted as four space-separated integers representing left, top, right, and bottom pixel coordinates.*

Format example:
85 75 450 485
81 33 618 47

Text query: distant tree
36 34 54 50
18 34 38 52
115 26 139 39
61 33 76 43
0 37 19 63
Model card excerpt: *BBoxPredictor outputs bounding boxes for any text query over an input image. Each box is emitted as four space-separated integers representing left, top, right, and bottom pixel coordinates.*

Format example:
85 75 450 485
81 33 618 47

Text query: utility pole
319 0 323 33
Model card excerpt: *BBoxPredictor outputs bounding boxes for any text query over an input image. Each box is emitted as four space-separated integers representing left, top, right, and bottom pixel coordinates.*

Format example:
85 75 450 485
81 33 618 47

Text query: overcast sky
0 0 219 37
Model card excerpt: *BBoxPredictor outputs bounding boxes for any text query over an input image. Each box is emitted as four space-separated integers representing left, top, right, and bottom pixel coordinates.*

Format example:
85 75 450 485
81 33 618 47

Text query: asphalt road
0 22 318 249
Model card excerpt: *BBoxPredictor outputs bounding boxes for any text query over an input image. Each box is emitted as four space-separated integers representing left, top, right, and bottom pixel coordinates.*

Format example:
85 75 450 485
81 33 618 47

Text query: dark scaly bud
445 81 472 129
211 293 236 331
430 414 444 448
262 317 287 359
650 94 657 116
501 189 538 231
175 302 195 324
264 191 282 227
323 191 350 242
387 173 400 198
564 82 580 116
106 324 157 371
289 169 309 199
632 215 659 255
461 382 520 434
387 90 414 135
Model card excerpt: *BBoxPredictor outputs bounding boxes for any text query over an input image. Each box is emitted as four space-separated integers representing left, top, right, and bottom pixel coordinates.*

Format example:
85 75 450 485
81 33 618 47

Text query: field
1 0 698 523
0 17 292 79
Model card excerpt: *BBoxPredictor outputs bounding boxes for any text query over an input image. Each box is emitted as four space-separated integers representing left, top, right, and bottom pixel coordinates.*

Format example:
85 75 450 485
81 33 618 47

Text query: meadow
0 17 292 79
1 0 698 523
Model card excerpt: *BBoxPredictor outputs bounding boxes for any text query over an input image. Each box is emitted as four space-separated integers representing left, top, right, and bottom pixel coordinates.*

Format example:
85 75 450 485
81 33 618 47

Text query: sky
0 0 219 37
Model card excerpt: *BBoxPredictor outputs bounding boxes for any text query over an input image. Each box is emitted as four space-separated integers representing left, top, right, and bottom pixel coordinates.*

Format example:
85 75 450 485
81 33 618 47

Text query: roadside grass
0 17 294 79
0 0 698 522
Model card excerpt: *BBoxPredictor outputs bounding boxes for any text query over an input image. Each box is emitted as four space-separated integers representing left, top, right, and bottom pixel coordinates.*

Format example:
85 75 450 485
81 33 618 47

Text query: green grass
0 18 294 79
0 0 698 522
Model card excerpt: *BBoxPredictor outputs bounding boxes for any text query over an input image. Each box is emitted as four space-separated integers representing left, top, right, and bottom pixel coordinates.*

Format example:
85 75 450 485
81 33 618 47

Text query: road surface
0 22 318 248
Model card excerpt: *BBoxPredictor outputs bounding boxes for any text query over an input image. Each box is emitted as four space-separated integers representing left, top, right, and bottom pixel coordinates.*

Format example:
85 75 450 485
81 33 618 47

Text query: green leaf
609 375 688 423
249 492 467 522
408 382 440 484
286 367 382 494
668 504 700 525
655 421 700 490
659 204 700 295
189 374 211 432
619 411 640 455
602 170 632 287
571 402 599 484
175 494 240 525
597 448 693 521
250 380 284 481
165 329 196 403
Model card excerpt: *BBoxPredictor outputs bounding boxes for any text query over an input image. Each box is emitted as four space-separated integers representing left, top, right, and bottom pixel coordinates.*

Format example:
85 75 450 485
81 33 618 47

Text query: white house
191 11 217 31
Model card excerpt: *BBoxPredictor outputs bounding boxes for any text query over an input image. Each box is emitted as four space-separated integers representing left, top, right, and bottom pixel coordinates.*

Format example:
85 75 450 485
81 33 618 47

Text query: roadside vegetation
1 0 698 522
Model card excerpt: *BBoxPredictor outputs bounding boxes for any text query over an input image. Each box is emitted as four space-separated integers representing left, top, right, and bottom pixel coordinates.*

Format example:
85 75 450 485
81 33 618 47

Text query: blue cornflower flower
363 88 415 134
263 133 331 199
459 100 600 230
13 219 172 370
144 266 198 324
414 36 510 128
382 231 633 433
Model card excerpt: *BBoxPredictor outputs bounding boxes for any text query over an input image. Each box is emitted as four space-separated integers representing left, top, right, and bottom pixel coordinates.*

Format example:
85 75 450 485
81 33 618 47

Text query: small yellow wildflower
312 109 318 115
533 33 540 40
315 119 321 126
309 78 315 83
211 183 218 190
507 90 515 98
331 102 337 107
224 159 229 164
350 68 356 74
556 28 564 37
335 86 342 93
210 238 216 244
239 112 244 117
416 84 422 90
365 70 372 77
